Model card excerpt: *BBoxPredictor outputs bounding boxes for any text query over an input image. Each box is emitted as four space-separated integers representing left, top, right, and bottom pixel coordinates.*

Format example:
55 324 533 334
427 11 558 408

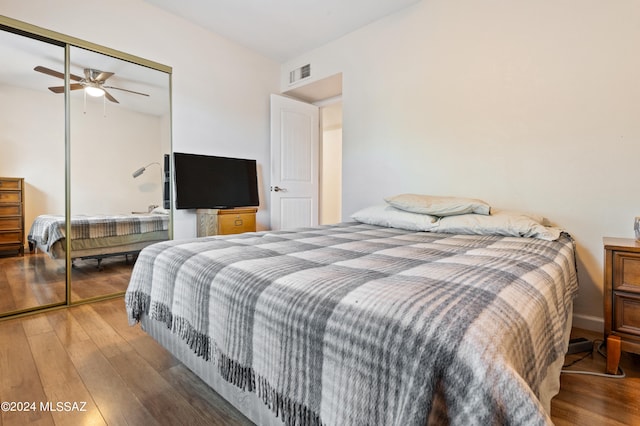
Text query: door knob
272 186 285 192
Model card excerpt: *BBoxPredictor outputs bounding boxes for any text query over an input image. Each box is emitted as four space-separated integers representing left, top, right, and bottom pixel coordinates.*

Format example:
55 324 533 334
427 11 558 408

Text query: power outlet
567 337 592 354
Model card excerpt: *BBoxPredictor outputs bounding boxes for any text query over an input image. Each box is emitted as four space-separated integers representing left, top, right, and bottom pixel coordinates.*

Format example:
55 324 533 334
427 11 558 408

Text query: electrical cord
560 339 625 378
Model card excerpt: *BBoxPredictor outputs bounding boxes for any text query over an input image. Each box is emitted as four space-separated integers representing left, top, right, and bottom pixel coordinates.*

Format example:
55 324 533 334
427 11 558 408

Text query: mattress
27 213 169 259
126 222 578 425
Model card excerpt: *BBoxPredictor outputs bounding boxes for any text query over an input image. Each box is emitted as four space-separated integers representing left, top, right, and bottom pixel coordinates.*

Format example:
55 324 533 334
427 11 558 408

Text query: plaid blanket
126 223 578 426
27 213 169 253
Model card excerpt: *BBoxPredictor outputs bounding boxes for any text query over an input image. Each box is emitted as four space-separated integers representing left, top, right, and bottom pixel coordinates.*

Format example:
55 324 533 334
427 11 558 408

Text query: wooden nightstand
603 237 640 374
196 208 257 237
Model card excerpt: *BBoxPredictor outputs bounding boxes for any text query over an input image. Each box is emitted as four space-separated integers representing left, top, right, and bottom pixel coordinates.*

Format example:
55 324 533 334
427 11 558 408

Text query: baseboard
571 313 603 333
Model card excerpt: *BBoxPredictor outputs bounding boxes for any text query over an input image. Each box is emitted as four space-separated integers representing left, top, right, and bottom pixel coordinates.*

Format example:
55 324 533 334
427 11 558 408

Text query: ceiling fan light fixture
85 85 105 97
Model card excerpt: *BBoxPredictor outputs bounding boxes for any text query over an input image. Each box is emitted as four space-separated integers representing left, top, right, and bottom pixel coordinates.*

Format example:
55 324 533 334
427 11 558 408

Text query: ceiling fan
34 65 149 104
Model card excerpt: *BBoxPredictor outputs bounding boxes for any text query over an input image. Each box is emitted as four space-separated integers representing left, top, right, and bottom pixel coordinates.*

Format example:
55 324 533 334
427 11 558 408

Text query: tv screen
174 152 259 209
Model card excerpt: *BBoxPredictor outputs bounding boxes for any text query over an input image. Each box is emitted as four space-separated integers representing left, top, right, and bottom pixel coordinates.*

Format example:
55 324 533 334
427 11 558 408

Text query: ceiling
145 0 421 62
0 29 171 116
1 1 420 112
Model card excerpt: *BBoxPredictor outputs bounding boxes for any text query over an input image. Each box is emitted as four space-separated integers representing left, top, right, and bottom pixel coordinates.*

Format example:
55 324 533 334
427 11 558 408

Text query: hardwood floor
0 297 638 425
0 251 134 315
0 297 252 426
551 328 640 425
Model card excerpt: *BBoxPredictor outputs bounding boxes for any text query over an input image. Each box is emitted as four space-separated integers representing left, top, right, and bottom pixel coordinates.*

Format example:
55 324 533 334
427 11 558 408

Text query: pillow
150 207 170 215
351 204 439 232
433 210 561 241
385 194 491 217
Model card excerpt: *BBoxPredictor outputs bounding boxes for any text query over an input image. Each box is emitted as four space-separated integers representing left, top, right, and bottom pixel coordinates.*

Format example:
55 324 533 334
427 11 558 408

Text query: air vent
289 64 311 85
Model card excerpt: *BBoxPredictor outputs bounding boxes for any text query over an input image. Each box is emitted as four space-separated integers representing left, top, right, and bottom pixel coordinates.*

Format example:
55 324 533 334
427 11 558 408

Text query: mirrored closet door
68 46 171 303
0 28 67 316
0 16 172 317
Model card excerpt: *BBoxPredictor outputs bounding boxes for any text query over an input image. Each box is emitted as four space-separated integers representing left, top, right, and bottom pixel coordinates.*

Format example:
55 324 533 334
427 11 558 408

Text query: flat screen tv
174 152 259 209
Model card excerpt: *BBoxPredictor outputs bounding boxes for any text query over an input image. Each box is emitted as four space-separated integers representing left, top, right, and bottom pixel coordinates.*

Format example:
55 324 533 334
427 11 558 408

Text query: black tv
174 152 259 209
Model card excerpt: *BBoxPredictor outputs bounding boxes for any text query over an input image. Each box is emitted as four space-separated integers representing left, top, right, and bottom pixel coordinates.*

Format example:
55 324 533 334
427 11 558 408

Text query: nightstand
196 208 257 237
603 237 640 374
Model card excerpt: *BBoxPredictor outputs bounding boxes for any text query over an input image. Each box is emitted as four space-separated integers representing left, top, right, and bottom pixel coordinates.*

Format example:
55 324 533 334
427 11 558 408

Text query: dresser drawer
0 191 21 204
0 178 22 190
613 251 640 294
0 205 21 216
218 213 256 235
614 292 640 336
0 231 22 245
0 217 21 231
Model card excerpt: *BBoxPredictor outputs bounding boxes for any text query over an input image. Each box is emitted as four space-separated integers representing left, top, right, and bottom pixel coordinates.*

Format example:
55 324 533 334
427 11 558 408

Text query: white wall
282 0 640 329
320 103 342 224
1 0 281 237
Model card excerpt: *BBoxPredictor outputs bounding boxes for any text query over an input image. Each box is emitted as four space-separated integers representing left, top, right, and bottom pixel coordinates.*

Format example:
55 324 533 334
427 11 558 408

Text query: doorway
279 73 343 227
318 100 342 225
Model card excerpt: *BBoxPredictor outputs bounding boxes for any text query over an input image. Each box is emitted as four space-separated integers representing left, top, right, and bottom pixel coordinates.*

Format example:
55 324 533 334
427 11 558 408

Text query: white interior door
270 94 319 230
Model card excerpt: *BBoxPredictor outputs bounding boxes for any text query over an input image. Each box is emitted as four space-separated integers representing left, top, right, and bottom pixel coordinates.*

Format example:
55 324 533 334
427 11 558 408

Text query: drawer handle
234 219 243 226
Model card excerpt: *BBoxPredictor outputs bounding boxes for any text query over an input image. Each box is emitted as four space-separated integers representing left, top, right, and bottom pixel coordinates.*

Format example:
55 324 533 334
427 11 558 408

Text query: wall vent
289 64 311 85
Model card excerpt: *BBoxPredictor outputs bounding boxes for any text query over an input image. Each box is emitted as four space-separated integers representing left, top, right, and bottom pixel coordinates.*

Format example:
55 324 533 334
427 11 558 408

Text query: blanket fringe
218 353 323 426
125 291 150 325
127 293 322 425
172 316 211 361
255 376 322 426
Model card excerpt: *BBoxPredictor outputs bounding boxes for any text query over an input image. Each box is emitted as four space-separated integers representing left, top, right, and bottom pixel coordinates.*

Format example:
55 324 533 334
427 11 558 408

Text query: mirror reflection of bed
26 209 170 301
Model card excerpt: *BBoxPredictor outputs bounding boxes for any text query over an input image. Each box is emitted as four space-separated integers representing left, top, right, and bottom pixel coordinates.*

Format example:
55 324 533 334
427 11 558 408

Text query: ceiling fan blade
95 71 114 82
34 66 82 81
103 86 150 97
103 89 119 104
47 83 84 93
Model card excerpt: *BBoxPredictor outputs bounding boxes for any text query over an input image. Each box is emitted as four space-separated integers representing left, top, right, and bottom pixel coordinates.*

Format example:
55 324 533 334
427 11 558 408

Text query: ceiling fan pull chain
103 95 107 118
83 89 87 114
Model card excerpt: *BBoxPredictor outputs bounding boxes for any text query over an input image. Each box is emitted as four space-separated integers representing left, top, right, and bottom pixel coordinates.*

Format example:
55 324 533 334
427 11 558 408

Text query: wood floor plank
65 304 134 359
5 266 41 313
0 267 16 312
21 313 54 337
90 298 179 372
68 302 218 425
92 299 251 424
160 363 253 426
0 319 53 426
26 331 105 426
46 309 158 426
107 345 215 425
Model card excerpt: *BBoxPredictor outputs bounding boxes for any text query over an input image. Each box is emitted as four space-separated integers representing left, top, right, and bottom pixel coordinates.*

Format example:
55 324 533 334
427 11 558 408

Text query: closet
0 16 172 318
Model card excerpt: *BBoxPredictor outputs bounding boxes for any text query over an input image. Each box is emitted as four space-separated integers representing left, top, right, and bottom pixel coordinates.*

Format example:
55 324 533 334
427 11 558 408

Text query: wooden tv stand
196 208 257 237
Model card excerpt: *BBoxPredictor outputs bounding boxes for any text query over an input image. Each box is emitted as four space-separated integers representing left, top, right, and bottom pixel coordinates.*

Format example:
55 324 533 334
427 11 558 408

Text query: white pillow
385 194 491 217
433 210 561 241
351 204 439 232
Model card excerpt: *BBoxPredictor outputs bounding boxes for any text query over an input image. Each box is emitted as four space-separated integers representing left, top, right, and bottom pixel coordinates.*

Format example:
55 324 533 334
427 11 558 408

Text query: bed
27 211 169 269
125 197 578 426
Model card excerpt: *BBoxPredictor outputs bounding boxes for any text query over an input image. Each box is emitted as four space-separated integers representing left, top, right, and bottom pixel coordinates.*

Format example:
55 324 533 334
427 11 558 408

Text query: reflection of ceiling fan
34 66 149 104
